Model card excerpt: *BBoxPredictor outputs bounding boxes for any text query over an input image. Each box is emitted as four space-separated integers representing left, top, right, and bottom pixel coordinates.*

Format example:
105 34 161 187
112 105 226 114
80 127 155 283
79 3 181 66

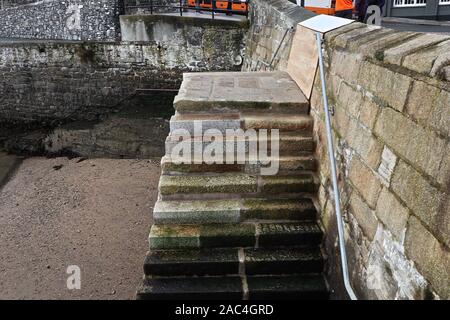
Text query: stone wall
247 0 449 300
242 0 314 71
310 24 449 300
0 0 123 41
0 15 246 124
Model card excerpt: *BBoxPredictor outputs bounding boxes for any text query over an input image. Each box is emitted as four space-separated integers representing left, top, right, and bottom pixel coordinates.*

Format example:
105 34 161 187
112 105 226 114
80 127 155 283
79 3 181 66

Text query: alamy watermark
170 121 280 176
66 265 81 290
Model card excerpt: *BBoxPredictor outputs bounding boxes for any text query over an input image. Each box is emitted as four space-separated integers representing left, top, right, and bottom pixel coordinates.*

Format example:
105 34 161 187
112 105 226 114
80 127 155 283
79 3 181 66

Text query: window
440 0 450 5
393 0 427 7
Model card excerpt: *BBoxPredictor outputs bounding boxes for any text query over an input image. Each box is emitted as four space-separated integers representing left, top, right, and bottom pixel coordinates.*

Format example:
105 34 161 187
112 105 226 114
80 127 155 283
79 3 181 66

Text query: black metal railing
123 0 249 19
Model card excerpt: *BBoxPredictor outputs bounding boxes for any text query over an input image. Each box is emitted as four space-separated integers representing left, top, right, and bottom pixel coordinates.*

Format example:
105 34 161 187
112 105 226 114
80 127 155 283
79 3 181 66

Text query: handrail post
180 0 183 16
315 32 357 301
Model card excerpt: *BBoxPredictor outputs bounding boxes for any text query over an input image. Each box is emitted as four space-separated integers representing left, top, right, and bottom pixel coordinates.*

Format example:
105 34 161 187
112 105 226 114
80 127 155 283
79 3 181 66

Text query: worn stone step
158 173 318 199
169 113 314 134
242 113 313 132
136 275 243 300
149 222 322 250
164 132 314 156
246 274 328 300
136 274 328 300
153 198 317 224
160 155 316 175
173 71 309 114
144 247 323 277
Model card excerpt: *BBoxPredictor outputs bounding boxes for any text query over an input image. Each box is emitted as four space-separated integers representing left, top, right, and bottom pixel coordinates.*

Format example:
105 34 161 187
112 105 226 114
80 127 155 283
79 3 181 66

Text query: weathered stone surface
244 247 323 275
405 216 450 299
159 174 258 196
333 25 381 49
349 191 378 241
242 198 316 221
153 199 242 224
169 113 242 135
330 51 362 85
174 72 309 113
144 248 240 276
402 40 450 76
349 156 382 208
358 61 412 112
374 107 446 179
428 89 450 138
247 274 328 299
260 174 318 194
391 160 449 247
405 80 441 125
357 31 417 57
149 225 200 249
200 224 255 247
383 34 450 66
377 146 397 187
375 188 409 241
137 276 243 300
258 222 322 247
243 113 313 132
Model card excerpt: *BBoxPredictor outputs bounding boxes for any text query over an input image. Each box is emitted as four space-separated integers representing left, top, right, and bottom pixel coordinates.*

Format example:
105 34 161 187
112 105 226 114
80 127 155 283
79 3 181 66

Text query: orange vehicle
187 0 248 13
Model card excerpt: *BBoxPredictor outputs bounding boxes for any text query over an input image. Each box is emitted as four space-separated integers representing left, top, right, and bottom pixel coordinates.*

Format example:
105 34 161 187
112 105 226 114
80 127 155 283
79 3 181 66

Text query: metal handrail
315 32 357 300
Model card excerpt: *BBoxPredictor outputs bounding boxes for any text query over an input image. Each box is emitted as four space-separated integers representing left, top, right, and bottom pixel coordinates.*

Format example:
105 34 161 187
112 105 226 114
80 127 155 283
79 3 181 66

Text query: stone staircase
136 72 328 300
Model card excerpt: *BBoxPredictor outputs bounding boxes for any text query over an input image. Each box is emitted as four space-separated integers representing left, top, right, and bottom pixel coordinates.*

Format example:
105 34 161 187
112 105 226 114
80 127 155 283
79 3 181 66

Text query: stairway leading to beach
136 72 329 300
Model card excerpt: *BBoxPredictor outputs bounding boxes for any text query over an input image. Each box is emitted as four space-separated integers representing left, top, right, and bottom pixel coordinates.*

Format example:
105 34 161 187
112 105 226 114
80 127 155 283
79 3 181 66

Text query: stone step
153 198 317 224
158 173 319 199
169 113 313 135
144 247 323 277
136 274 328 300
164 131 315 156
149 222 322 250
173 71 309 114
160 155 317 175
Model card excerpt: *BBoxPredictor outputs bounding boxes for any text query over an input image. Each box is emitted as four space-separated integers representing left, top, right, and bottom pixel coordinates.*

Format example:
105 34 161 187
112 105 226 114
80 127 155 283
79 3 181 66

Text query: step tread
136 274 328 300
174 71 309 113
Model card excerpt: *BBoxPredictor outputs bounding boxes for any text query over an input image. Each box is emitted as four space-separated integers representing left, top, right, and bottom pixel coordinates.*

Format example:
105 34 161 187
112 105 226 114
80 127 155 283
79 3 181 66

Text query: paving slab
174 72 309 113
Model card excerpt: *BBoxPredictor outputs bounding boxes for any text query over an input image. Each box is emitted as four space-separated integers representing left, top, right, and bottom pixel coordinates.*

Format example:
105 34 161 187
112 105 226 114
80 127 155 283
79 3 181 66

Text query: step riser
144 249 323 277
158 175 319 198
153 207 316 225
165 139 314 157
149 224 322 250
169 117 313 135
136 274 328 300
161 158 317 175
153 198 317 225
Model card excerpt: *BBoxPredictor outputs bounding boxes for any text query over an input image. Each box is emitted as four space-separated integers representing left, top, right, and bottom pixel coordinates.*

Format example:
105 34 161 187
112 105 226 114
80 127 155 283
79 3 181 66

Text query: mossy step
242 113 313 132
165 132 314 156
153 198 317 224
136 274 328 300
144 247 323 277
160 155 317 175
169 113 313 134
149 222 322 250
136 275 242 300
158 173 318 197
